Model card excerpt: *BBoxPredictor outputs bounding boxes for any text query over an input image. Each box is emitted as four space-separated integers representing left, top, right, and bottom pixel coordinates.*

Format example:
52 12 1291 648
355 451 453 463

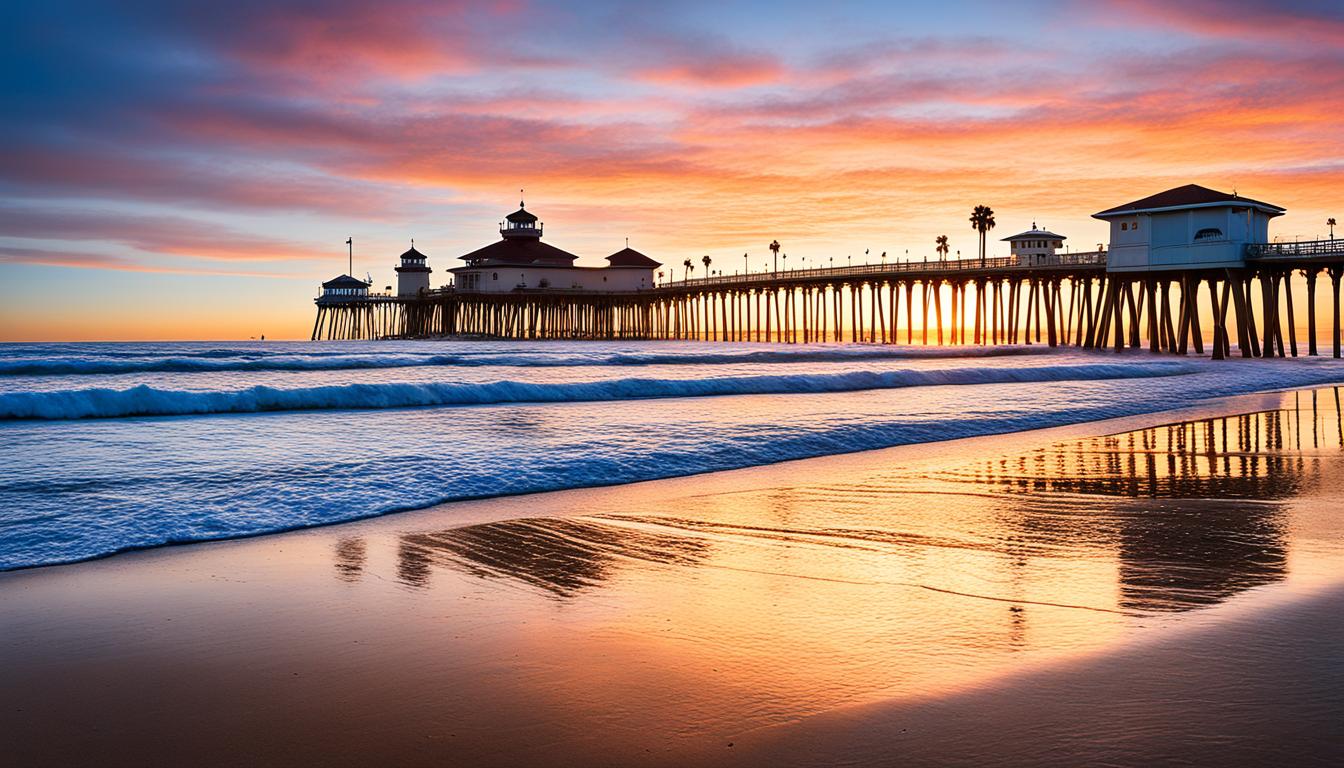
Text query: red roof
458 237 578 267
1094 184 1283 218
605 247 661 268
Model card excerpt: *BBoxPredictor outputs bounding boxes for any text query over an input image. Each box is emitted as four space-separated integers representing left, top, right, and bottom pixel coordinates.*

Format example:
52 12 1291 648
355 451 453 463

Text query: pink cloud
634 52 784 88
0 145 399 217
1093 0 1344 45
0 207 338 263
0 246 298 277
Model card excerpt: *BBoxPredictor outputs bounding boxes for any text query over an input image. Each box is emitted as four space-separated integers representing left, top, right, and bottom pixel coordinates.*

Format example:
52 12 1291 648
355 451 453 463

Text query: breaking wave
0 345 1046 376
0 362 1200 420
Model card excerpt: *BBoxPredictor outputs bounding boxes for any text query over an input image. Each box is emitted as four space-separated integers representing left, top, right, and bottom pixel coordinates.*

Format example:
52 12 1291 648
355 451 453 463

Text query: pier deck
312 242 1344 360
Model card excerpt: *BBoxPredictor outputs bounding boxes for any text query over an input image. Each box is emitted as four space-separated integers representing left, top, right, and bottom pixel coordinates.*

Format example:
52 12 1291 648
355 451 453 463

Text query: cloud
0 206 338 263
1084 0 1344 45
0 143 401 217
0 245 299 277
632 46 783 88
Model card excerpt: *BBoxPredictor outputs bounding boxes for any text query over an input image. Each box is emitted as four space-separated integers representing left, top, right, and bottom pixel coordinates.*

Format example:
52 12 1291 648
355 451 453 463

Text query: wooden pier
312 240 1344 359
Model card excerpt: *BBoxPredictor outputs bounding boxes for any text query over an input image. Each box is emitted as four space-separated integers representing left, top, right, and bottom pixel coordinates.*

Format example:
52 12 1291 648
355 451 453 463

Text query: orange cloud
0 246 301 277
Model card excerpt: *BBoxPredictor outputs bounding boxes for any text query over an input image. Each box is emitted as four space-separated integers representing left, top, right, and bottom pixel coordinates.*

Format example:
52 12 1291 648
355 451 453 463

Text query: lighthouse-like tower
395 242 432 296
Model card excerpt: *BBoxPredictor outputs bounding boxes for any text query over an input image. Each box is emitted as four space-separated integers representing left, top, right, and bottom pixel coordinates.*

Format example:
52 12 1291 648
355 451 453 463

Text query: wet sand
3 388 1343 766
719 581 1344 767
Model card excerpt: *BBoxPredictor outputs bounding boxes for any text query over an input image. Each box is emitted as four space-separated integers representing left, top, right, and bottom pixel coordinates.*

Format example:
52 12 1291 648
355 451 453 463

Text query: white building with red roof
446 200 661 292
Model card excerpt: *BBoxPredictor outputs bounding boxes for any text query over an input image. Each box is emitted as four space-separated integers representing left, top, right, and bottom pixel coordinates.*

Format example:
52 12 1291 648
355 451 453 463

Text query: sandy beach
3 387 1342 766
721 579 1344 767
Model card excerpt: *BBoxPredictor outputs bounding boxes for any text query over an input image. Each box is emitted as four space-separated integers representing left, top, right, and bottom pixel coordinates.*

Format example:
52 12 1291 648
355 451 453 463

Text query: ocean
3 339 1343 572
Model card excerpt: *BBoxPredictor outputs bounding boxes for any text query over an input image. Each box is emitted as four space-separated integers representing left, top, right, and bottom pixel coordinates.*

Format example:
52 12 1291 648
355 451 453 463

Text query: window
1194 227 1224 242
492 272 498 280
1121 223 1128 231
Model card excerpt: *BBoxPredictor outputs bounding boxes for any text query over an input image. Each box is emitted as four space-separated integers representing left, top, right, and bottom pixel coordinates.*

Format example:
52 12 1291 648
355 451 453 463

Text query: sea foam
0 361 1201 420
0 344 1045 376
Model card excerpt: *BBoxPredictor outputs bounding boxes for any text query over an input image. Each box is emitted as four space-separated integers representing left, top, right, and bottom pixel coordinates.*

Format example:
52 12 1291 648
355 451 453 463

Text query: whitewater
2 339 1341 571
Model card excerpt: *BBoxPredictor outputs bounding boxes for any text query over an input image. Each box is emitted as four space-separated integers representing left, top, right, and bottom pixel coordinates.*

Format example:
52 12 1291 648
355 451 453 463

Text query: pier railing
312 245 1344 361
661 251 1107 289
1247 239 1344 261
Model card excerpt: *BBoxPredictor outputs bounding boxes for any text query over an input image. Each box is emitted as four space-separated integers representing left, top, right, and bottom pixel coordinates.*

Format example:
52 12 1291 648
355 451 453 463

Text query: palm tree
1329 217 1337 240
702 254 712 276
683 258 692 281
782 252 788 271
743 252 749 273
969 205 996 266
657 270 664 286
769 240 781 272
935 235 949 262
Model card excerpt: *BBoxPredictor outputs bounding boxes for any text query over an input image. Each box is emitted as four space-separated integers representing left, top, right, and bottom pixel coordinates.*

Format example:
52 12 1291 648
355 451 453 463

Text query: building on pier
395 244 432 297
1003 224 1066 266
318 274 372 303
1095 184 1284 272
448 201 660 292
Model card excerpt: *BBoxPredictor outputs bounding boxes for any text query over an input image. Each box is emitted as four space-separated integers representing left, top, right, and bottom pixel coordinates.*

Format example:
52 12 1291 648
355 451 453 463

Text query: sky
2 0 1342 340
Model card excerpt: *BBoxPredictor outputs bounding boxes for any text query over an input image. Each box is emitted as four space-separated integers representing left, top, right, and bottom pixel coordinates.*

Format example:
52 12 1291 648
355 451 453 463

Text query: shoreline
3 381 1334 575
2 385 1341 766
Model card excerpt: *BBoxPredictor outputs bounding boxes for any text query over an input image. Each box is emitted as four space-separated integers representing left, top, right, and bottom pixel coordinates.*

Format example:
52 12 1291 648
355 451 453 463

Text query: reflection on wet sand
332 537 366 582
380 389 1344 620
396 517 710 595
952 389 1344 611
